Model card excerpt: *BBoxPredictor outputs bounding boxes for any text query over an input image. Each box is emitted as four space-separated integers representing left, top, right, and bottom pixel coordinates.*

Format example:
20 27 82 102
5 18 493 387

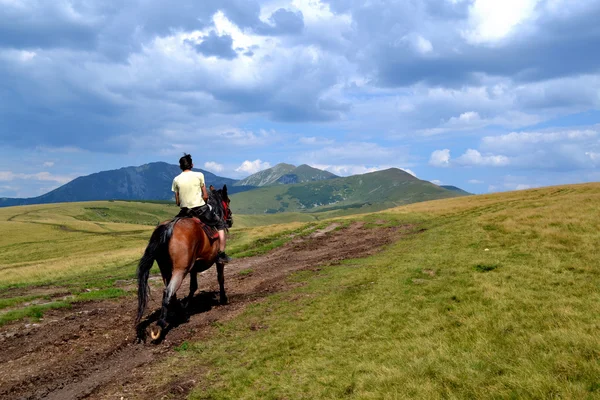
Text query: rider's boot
217 251 231 264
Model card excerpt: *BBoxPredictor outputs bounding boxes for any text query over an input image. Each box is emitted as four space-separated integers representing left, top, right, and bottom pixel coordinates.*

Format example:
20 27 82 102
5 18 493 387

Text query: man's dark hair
179 153 193 171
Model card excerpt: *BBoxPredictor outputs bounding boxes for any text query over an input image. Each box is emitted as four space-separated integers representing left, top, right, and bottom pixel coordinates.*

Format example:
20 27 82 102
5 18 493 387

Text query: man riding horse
171 153 231 264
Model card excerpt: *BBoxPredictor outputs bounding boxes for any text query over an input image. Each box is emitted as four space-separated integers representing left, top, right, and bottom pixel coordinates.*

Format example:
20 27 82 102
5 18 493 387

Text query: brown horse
135 185 232 340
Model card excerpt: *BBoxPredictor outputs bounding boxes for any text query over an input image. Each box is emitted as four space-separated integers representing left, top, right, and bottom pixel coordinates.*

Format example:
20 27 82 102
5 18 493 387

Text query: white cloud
475 127 600 170
235 159 271 175
481 128 599 154
43 161 55 167
204 161 224 173
586 152 600 161
454 111 480 124
489 182 536 193
468 179 484 184
401 168 417 177
298 136 335 146
0 171 74 184
311 164 380 176
455 149 510 166
429 149 451 167
216 129 279 147
414 35 433 54
430 149 510 168
431 179 442 185
464 0 540 44
309 163 416 177
303 142 406 166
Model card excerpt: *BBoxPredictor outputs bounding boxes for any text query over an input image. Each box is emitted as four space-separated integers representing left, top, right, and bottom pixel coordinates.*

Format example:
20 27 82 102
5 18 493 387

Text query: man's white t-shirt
171 171 206 208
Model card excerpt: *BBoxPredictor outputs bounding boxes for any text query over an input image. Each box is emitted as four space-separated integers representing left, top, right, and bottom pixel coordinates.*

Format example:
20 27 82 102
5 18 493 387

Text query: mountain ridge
0 163 470 211
234 163 338 187
0 162 254 207
230 167 465 214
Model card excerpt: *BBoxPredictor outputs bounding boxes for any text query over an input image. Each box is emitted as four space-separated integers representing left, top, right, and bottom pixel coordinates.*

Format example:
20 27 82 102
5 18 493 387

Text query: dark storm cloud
0 0 262 58
0 1 100 50
255 9 304 36
191 32 238 59
360 1 600 88
209 60 344 122
1 0 599 155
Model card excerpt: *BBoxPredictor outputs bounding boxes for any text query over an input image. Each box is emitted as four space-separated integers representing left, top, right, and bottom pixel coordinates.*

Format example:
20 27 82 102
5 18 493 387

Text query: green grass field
1 184 599 398
181 183 599 399
0 201 312 325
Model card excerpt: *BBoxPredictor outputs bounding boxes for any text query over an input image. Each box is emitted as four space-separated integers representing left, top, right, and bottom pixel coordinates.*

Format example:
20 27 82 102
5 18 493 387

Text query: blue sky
1 0 600 198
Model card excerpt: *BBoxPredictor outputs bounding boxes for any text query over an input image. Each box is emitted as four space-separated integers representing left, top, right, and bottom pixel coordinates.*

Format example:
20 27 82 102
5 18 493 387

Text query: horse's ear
222 184 228 195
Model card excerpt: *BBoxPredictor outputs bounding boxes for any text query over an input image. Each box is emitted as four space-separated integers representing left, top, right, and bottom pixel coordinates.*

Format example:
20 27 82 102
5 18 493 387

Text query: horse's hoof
220 296 228 305
149 325 162 340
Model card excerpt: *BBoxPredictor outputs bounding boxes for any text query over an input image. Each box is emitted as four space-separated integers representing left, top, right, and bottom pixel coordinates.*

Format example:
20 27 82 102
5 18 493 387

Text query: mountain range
230 167 465 214
0 162 470 212
0 162 254 208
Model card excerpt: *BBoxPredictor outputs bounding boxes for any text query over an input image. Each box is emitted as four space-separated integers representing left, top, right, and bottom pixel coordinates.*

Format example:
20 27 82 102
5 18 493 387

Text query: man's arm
201 184 209 202
172 179 180 206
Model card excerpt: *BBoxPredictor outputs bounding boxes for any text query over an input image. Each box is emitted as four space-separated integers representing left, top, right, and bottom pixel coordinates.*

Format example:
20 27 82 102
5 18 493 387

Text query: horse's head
211 184 233 228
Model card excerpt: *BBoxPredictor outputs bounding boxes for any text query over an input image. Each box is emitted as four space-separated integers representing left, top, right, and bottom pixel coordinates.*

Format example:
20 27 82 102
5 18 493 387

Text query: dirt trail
0 222 412 400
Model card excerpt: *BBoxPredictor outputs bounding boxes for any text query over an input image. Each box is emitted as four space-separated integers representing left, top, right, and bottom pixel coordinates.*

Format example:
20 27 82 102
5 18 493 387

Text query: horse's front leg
217 262 228 305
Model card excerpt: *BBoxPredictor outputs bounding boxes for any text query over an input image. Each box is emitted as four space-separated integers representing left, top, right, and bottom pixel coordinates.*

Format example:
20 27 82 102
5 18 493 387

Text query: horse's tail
135 218 180 325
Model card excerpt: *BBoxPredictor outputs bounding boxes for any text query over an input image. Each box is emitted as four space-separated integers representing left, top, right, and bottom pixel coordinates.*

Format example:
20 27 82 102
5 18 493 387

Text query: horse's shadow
136 291 221 343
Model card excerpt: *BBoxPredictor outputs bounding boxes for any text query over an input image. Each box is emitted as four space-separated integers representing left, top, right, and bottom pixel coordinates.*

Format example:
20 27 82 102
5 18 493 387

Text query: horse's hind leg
217 262 228 305
157 270 185 330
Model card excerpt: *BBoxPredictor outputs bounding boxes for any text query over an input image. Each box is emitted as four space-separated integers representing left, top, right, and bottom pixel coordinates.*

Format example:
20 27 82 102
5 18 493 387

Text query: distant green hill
234 163 338 187
440 185 472 195
231 168 465 214
0 162 255 208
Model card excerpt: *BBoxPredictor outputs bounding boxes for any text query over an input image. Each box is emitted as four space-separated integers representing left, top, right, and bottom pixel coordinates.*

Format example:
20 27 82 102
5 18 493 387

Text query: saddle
175 208 220 241
198 219 219 241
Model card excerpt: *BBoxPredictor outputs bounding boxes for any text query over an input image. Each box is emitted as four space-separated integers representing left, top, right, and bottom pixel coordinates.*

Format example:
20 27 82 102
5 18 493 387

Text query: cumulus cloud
401 168 417 177
481 128 599 154
429 149 451 167
204 161 224 173
488 176 539 193
430 148 509 167
0 171 74 184
479 127 600 170
463 0 540 44
304 142 409 167
1 0 600 197
235 159 271 175
455 149 510 166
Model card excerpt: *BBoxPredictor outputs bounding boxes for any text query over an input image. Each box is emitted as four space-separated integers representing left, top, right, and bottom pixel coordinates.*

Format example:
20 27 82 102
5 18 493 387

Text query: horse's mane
207 188 230 231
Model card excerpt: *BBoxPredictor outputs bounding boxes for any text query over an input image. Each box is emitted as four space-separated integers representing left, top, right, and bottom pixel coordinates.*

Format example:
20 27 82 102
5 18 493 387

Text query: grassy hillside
1 184 600 398
231 167 462 214
0 201 307 324
170 183 598 399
